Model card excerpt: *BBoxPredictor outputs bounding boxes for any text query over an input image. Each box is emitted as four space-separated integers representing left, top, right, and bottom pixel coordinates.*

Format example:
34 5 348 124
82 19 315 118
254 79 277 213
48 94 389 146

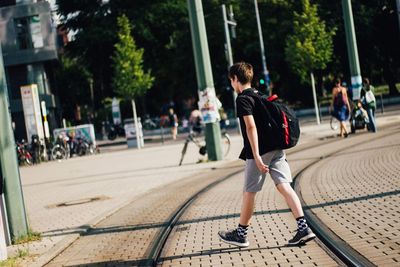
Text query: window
14 15 43 50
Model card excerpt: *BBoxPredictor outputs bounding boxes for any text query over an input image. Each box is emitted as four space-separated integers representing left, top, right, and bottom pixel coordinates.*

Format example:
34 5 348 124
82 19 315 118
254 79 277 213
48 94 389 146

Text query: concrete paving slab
4 111 399 266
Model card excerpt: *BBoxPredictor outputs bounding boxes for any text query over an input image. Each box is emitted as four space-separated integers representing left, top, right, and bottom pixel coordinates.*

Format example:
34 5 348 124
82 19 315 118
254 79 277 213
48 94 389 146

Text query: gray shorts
244 150 292 192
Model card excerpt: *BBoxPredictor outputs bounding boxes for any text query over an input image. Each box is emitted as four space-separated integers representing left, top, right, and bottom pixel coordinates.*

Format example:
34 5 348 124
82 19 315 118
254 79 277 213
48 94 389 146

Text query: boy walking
218 62 315 247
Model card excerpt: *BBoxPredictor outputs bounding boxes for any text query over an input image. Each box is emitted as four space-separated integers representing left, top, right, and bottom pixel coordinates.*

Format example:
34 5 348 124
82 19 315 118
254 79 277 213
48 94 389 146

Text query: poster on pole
111 97 121 125
20 84 45 143
30 15 44 48
198 87 221 123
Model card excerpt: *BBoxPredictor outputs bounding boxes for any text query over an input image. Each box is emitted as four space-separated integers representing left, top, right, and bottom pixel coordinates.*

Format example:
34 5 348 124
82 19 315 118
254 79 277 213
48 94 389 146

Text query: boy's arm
243 115 269 173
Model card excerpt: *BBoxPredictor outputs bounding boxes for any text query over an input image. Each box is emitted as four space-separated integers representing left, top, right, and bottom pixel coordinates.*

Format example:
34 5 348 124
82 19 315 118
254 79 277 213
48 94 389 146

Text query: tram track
148 125 399 267
292 127 400 267
44 123 399 266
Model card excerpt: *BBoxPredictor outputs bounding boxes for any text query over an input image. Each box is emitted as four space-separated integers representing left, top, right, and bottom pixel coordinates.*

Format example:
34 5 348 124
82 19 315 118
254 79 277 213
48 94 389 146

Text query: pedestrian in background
218 62 315 248
168 108 178 140
361 78 377 133
330 78 350 138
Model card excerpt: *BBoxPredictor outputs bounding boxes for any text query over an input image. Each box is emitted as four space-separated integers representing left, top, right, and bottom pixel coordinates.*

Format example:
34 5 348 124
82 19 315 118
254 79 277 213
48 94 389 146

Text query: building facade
0 0 59 141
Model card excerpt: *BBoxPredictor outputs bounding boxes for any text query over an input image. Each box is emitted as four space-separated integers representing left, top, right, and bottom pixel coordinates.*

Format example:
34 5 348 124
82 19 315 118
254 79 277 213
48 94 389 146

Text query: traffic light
258 78 267 93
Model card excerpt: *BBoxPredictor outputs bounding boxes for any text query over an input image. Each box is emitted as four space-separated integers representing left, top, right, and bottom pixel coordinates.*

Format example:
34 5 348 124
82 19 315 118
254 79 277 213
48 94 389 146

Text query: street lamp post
0 44 29 241
342 0 362 100
187 0 223 161
221 4 238 112
254 0 270 96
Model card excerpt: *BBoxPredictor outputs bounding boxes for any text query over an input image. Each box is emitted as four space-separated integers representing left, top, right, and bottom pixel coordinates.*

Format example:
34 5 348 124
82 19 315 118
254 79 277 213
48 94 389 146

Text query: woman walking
330 78 351 138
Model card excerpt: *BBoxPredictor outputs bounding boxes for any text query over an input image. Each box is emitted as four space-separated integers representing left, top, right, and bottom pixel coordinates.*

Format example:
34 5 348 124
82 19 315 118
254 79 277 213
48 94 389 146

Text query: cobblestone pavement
160 125 400 266
6 112 400 266
299 127 400 266
45 162 244 266
46 126 394 266
160 173 337 266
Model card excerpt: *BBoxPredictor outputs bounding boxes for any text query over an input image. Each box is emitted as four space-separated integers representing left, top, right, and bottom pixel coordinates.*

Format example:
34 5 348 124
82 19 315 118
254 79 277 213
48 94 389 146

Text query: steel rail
142 124 399 266
293 128 400 267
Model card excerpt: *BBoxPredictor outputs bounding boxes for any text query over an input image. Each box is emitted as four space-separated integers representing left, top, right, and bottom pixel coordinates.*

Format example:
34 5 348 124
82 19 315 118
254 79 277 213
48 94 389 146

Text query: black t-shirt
236 88 276 160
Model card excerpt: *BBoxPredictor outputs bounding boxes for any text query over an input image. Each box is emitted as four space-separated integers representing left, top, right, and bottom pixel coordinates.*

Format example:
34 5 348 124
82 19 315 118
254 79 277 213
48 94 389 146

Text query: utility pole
0 44 29 240
342 0 362 100
397 0 400 33
221 4 238 113
254 0 270 95
187 0 223 161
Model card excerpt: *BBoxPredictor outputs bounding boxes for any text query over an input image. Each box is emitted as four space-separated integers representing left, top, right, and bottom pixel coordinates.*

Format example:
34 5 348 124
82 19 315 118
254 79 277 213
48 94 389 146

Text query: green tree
55 55 92 122
285 0 335 123
112 14 154 148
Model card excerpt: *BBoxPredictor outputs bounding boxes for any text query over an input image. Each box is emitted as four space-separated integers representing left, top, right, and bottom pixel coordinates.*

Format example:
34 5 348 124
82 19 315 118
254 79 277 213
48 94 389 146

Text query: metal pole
222 4 239 131
397 0 400 33
0 44 29 241
187 0 222 161
222 5 233 68
310 72 321 125
222 5 236 109
342 0 362 100
254 0 270 95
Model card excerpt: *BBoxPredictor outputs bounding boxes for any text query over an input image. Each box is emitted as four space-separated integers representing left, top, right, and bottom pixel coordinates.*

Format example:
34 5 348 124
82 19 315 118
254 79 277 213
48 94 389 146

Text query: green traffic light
259 79 265 85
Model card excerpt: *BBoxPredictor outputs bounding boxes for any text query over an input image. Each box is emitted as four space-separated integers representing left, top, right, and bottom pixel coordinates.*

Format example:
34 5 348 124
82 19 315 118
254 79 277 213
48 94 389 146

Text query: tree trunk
131 99 141 149
310 71 320 125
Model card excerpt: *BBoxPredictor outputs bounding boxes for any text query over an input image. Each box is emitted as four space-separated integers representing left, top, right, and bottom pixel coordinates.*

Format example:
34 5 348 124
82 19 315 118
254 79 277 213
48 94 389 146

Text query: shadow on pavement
41 189 399 238
159 244 294 262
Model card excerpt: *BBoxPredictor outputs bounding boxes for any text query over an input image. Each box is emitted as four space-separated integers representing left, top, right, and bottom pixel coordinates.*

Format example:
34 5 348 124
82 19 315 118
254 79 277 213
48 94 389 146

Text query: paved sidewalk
299 129 400 266
5 111 400 266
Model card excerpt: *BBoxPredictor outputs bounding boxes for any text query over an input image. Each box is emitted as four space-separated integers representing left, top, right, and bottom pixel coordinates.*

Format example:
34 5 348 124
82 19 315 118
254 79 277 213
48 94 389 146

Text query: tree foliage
112 14 154 100
285 0 335 83
54 55 92 118
55 0 399 117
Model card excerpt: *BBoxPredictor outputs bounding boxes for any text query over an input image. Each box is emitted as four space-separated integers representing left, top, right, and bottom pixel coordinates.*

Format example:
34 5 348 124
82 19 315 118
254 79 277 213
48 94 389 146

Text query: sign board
198 87 221 123
123 119 144 148
53 124 96 147
30 15 44 48
20 84 45 143
124 119 136 139
111 97 121 125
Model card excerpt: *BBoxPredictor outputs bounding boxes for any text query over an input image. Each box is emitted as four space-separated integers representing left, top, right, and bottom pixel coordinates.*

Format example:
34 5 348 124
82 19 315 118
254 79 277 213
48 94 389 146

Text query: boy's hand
255 155 269 173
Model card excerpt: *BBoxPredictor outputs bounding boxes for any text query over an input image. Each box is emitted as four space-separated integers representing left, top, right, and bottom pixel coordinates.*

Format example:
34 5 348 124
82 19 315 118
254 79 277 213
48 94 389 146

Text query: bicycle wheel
330 116 339 131
179 139 190 166
222 133 231 157
52 145 67 160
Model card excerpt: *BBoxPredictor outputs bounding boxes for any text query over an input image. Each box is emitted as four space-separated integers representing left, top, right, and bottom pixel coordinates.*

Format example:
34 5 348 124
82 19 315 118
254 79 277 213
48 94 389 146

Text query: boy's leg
218 191 255 248
269 151 316 245
218 155 271 248
239 192 257 226
276 183 303 218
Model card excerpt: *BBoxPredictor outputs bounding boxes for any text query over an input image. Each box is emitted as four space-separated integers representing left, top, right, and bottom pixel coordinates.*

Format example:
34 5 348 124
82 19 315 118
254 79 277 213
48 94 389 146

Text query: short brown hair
229 62 253 85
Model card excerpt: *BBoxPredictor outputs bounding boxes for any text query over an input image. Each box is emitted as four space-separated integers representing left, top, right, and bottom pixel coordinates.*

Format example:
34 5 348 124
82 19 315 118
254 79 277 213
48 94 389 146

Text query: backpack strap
243 89 279 130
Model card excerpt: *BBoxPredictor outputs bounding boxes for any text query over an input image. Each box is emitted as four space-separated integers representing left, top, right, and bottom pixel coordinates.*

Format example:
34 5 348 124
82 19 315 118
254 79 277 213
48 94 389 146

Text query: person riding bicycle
189 109 203 134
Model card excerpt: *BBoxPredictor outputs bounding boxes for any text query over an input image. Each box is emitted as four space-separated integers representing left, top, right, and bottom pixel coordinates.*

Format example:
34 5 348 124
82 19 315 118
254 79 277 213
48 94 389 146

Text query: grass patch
0 249 29 267
13 230 41 245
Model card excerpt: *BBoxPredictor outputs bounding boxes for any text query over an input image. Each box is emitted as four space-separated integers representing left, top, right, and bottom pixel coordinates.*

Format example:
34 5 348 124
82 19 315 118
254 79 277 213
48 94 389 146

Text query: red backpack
249 91 300 149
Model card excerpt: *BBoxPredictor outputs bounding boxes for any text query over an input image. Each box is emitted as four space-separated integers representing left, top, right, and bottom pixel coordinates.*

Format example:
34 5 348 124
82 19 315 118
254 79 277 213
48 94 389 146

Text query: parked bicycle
51 134 70 160
16 140 33 166
106 123 125 141
178 128 231 166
